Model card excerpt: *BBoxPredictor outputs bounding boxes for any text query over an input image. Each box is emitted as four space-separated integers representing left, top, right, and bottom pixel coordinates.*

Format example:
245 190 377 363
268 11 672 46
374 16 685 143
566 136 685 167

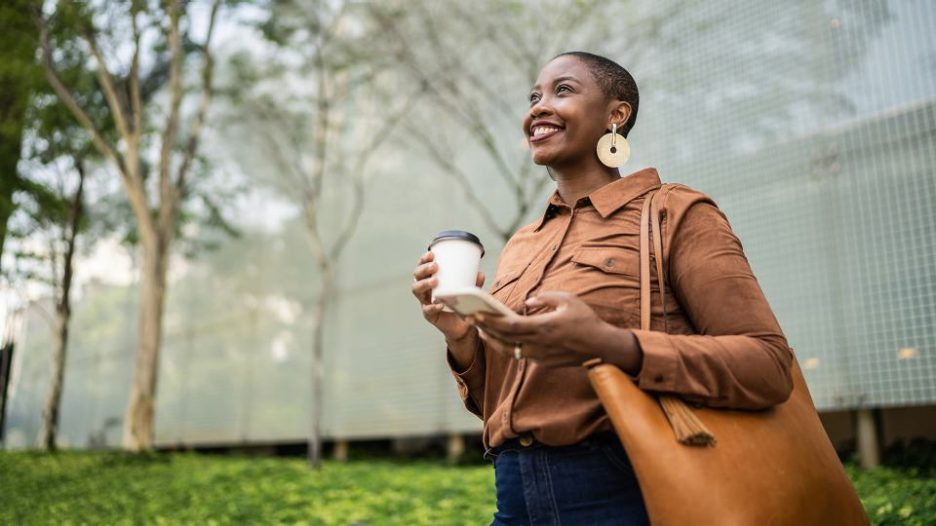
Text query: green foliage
0 451 495 525
1 451 933 525
847 464 936 526
0 0 45 270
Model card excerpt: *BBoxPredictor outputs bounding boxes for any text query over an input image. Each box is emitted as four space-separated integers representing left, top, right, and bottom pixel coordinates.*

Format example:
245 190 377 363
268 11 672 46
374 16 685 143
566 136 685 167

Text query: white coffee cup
428 230 485 307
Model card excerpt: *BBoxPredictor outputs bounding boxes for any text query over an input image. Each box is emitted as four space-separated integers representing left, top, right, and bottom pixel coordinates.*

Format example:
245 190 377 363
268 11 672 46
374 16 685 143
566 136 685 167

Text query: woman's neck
551 159 621 205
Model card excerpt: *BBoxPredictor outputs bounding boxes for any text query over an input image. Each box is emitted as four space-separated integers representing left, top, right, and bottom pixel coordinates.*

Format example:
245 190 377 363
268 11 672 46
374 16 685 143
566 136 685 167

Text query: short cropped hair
554 51 639 137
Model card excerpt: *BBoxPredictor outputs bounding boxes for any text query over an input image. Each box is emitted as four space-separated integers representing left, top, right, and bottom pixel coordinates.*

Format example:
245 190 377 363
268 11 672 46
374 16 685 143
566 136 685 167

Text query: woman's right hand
411 251 485 342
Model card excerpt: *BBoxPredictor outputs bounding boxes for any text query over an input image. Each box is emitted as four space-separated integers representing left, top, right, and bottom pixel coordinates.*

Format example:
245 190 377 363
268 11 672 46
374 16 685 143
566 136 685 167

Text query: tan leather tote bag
584 187 869 525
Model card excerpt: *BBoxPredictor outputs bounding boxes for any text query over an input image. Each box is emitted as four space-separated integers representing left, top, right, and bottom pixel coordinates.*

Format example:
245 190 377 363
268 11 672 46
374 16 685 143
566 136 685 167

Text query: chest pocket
488 264 527 309
569 243 641 327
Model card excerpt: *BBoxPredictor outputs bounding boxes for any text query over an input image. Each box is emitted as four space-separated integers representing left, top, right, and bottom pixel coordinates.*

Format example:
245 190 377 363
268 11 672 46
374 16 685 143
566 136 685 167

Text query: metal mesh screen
3 0 934 449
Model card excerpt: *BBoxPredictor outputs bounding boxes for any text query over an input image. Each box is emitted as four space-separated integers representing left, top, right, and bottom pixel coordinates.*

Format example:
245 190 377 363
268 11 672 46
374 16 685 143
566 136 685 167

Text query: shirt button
654 374 665 383
519 434 534 447
605 257 615 268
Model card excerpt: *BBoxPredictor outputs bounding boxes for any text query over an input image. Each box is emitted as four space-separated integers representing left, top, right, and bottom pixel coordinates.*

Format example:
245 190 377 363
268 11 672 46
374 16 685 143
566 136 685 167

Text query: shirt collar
534 167 662 231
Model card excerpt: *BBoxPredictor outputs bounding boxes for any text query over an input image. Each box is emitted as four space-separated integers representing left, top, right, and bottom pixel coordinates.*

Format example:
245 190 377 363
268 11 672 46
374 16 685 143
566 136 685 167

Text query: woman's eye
529 93 541 104
556 84 572 94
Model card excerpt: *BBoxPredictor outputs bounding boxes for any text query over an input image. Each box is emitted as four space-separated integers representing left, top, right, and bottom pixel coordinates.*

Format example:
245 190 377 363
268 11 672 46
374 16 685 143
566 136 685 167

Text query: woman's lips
529 128 562 144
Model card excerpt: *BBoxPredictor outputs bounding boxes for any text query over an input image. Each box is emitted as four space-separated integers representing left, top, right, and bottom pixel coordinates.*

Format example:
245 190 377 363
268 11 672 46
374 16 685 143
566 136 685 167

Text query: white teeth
532 126 559 137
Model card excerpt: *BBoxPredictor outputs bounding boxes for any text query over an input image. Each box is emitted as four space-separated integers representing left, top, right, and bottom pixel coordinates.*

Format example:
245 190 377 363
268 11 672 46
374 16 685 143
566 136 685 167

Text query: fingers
411 253 439 304
421 302 445 318
474 311 556 337
478 332 568 366
468 315 540 346
525 291 574 309
472 322 515 343
477 322 578 366
411 276 437 303
413 261 438 281
475 326 513 355
418 251 435 264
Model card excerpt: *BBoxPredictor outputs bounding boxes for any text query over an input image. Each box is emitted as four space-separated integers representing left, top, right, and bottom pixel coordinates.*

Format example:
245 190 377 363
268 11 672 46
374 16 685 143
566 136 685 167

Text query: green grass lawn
1 450 933 525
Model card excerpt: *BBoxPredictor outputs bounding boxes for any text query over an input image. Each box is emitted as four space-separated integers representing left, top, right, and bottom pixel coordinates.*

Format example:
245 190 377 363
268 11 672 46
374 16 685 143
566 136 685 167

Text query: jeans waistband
483 430 620 462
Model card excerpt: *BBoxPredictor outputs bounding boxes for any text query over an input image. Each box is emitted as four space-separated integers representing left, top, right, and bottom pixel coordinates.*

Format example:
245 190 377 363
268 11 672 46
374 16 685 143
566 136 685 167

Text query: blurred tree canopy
0 0 57 278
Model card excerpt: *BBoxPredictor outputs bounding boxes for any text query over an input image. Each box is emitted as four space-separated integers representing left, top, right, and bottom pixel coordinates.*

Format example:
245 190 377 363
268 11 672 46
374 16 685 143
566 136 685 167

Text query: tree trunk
38 308 69 450
122 238 170 451
307 263 335 469
0 342 14 444
0 175 16 273
38 160 84 451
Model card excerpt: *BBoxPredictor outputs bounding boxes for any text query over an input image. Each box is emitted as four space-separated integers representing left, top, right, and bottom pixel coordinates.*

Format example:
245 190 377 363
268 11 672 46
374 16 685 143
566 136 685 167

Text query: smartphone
435 287 521 320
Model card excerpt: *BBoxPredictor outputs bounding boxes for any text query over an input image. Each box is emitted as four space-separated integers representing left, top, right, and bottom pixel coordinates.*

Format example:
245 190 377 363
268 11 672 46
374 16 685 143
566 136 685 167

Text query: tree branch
175 0 221 197
129 2 143 141
80 19 132 144
372 6 524 201
249 106 314 199
417 10 522 196
302 205 330 271
33 10 126 180
59 157 86 317
158 0 183 226
327 85 425 261
402 122 506 239
309 49 330 204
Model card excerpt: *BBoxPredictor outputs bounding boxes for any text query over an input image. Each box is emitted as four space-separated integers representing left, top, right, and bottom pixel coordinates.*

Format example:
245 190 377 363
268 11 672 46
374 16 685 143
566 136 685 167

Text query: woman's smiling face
523 55 615 167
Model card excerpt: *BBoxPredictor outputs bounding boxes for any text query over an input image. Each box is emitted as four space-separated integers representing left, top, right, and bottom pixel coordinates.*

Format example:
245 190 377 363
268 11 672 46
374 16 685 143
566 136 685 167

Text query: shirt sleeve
630 186 794 410
446 330 486 419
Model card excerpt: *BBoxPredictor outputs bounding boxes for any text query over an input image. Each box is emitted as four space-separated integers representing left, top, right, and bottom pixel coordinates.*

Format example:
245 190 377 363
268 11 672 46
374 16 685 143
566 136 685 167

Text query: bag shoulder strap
639 191 654 331
640 185 669 332
639 186 667 332
639 185 716 446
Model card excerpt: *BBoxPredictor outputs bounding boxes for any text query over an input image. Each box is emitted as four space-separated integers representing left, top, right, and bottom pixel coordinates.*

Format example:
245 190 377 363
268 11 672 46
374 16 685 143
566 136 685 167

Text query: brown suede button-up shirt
447 167 794 449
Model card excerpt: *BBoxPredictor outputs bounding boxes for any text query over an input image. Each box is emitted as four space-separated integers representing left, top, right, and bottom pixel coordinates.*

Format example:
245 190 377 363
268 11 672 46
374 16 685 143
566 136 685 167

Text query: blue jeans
486 432 650 526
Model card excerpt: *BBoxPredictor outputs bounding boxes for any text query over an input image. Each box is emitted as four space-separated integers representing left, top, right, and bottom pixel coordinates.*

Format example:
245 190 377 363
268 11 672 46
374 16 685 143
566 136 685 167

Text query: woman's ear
608 101 632 130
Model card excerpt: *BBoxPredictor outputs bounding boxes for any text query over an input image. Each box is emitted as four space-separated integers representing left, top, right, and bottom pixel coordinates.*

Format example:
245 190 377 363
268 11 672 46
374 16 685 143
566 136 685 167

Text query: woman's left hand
470 291 613 368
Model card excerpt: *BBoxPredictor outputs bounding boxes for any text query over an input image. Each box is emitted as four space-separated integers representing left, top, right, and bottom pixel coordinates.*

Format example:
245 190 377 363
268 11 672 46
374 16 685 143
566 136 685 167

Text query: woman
411 51 794 525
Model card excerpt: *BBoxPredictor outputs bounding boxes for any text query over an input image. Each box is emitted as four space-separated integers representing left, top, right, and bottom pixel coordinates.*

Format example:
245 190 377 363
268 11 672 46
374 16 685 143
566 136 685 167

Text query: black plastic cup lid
429 230 485 257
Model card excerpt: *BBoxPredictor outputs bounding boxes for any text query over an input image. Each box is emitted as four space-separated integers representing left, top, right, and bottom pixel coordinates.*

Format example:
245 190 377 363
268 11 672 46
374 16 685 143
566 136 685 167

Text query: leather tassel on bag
658 395 715 446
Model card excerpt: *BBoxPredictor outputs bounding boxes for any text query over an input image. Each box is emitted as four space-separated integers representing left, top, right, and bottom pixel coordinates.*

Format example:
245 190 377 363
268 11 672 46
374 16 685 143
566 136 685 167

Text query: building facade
3 0 935 454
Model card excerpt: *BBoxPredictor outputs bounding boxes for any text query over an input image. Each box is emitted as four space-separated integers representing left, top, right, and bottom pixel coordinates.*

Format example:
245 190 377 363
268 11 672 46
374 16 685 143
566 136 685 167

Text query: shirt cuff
630 329 679 392
446 337 485 404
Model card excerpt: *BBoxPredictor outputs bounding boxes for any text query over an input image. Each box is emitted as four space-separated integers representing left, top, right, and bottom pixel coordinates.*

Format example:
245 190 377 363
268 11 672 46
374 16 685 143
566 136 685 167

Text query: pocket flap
489 265 525 294
571 245 640 275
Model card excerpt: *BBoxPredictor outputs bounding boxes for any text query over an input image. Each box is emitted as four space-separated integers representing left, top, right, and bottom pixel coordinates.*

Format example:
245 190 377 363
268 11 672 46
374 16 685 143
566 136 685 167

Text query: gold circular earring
596 122 630 168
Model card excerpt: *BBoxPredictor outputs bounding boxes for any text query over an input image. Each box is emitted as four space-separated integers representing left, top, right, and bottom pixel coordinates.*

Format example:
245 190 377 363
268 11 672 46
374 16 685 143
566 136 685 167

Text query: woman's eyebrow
530 75 581 94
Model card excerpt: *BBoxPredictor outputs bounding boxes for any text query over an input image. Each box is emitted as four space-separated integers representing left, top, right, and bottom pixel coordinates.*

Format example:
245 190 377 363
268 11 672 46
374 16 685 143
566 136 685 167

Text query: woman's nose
529 97 553 119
